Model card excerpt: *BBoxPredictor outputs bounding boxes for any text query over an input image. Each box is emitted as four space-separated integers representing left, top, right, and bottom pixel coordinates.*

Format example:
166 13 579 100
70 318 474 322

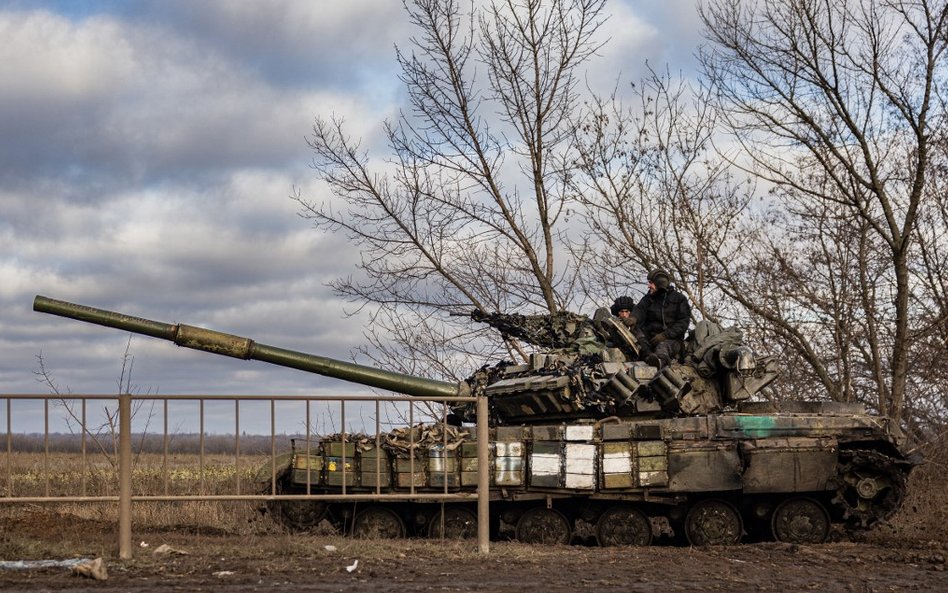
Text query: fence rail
0 392 490 557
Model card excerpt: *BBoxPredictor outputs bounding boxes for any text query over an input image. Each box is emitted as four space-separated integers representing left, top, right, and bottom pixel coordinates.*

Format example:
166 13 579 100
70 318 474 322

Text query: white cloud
618 0 704 76
0 7 398 189
0 11 135 104
591 1 660 85
0 3 383 402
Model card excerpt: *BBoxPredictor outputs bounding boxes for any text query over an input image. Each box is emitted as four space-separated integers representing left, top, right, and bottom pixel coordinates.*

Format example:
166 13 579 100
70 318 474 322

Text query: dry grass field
1 438 947 592
0 450 273 535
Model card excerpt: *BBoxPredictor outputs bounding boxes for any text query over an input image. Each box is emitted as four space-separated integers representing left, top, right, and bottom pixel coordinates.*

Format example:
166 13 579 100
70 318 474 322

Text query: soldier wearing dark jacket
628 269 691 367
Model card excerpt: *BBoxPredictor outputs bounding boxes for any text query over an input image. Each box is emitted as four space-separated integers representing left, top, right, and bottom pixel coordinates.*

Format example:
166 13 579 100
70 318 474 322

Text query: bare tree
905 110 948 434
34 338 158 471
295 0 608 377
698 0 948 424
569 68 755 324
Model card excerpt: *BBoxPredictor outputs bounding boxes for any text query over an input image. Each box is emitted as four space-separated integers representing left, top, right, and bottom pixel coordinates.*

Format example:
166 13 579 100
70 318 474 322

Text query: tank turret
458 309 780 424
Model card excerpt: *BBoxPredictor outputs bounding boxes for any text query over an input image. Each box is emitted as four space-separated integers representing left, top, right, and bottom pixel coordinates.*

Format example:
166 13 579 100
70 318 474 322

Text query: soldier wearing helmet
625 269 691 367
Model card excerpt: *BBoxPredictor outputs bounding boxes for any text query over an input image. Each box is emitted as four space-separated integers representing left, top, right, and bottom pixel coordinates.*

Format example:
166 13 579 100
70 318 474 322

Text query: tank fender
253 452 295 488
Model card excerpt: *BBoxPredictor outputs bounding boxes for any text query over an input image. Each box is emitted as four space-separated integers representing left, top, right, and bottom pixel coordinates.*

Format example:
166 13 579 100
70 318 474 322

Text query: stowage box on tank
33 295 918 545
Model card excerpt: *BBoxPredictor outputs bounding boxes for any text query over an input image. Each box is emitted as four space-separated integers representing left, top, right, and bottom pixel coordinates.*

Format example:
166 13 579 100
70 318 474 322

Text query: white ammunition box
494 441 524 486
564 443 596 489
565 425 594 441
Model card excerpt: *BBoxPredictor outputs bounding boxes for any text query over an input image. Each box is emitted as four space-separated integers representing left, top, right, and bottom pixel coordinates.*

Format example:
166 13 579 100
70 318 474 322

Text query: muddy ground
1 508 946 593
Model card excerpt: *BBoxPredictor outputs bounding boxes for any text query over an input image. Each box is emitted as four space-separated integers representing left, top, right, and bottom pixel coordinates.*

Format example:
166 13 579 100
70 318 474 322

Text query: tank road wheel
515 507 572 545
351 506 406 539
265 478 327 531
270 499 328 531
428 506 478 539
684 499 743 546
832 450 908 529
771 497 830 544
596 505 653 547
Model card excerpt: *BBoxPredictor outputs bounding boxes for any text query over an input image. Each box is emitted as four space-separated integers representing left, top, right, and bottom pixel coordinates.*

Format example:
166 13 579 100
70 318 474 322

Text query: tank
33 295 918 545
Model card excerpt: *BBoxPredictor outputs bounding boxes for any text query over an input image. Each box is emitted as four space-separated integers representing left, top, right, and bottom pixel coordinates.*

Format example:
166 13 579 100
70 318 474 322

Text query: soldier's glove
649 332 667 346
621 316 637 329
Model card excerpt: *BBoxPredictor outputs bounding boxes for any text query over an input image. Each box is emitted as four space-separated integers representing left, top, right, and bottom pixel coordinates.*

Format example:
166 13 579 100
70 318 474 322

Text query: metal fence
0 392 490 558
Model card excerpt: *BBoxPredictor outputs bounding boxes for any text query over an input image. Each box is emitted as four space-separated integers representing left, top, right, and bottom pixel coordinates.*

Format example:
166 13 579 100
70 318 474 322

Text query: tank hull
264 403 913 545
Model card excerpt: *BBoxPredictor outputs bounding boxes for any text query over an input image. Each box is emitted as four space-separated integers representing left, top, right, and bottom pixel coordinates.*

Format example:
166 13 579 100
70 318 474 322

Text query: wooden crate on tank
395 456 427 488
529 441 563 488
564 443 596 489
460 440 479 486
428 444 461 489
323 440 358 487
290 452 324 486
634 440 668 488
359 445 391 488
601 441 634 489
325 456 357 487
493 441 523 486
324 441 356 457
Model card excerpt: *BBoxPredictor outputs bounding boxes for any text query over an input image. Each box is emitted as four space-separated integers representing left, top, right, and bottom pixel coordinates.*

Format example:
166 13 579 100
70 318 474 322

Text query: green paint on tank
734 415 778 437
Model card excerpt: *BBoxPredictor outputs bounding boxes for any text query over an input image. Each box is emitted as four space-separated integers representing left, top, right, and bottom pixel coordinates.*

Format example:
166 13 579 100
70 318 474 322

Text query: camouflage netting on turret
471 310 605 354
464 309 781 424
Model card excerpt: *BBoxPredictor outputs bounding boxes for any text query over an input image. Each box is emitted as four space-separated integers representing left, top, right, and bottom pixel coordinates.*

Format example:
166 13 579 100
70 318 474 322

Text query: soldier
627 269 691 368
610 295 637 327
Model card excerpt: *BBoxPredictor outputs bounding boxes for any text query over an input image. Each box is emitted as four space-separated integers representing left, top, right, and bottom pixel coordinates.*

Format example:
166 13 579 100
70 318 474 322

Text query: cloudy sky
0 1 702 431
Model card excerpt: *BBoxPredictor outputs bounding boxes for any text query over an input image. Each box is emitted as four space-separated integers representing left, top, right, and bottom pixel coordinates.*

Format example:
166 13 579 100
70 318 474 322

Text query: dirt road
1 511 945 593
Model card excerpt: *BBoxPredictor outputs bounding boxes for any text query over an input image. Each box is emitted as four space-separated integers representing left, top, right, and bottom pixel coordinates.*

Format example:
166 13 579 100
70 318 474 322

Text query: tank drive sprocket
831 449 908 528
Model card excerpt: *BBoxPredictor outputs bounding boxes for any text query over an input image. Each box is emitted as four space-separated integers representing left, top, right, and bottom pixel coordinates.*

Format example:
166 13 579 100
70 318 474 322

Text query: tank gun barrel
33 295 468 399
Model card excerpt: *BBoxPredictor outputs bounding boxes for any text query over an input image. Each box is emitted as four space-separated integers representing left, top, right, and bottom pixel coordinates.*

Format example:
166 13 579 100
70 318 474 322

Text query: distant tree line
6 433 296 456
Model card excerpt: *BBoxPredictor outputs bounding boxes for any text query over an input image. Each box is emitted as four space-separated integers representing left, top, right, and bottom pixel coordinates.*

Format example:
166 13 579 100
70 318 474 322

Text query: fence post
476 393 490 554
118 392 132 559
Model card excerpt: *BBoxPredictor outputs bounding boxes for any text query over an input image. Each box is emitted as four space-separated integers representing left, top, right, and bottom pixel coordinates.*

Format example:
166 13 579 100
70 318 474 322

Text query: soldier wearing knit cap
610 295 636 321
